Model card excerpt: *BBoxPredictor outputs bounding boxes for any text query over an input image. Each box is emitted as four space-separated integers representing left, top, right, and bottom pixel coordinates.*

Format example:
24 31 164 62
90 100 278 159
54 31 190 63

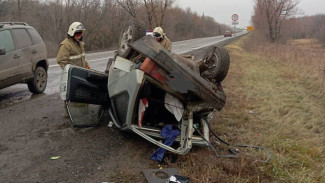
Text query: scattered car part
143 168 179 183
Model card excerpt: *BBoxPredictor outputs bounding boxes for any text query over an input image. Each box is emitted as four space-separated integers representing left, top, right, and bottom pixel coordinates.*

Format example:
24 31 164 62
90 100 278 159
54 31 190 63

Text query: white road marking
173 43 186 46
49 57 108 68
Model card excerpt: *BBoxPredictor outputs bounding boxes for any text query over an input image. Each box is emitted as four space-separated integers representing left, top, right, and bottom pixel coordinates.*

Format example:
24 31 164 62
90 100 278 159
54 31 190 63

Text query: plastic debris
168 175 190 183
50 156 60 160
107 121 114 128
158 164 163 169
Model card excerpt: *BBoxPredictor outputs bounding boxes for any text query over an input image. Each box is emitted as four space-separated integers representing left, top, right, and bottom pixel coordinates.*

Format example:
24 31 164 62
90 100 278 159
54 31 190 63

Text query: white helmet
153 26 164 38
67 22 86 37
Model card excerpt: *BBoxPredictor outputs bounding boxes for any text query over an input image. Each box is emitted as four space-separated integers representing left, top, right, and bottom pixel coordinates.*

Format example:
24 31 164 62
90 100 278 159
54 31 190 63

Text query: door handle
13 54 20 58
32 50 37 54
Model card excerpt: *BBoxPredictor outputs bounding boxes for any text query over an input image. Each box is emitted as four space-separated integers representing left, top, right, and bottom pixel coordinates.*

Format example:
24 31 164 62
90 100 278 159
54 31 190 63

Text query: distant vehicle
145 29 153 36
60 19 230 155
224 31 232 37
0 22 48 93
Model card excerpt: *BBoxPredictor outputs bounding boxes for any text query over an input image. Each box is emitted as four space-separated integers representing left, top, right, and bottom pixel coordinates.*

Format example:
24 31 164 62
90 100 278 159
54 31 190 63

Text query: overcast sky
177 0 325 28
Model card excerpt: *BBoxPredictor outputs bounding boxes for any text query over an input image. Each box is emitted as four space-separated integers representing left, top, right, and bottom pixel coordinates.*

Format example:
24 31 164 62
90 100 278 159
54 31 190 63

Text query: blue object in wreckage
150 125 180 162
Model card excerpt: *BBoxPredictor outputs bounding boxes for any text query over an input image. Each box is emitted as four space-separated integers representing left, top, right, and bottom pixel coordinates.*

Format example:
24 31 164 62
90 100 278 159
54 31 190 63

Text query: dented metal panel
130 36 226 111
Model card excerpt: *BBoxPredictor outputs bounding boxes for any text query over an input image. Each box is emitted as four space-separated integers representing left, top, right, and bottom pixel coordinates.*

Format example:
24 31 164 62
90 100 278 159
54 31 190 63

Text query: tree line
252 0 325 45
0 0 229 56
284 14 325 44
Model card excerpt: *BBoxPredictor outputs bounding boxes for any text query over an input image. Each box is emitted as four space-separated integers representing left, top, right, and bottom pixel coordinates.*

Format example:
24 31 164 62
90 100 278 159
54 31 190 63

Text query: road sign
247 26 254 31
232 21 239 25
232 14 239 21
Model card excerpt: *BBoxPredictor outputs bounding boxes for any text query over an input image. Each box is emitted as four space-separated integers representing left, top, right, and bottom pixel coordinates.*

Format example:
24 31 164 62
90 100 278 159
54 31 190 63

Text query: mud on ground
0 39 237 183
0 93 163 182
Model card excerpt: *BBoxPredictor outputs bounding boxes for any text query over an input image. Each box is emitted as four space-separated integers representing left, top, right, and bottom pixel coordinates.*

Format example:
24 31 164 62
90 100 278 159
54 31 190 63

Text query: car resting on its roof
60 18 230 155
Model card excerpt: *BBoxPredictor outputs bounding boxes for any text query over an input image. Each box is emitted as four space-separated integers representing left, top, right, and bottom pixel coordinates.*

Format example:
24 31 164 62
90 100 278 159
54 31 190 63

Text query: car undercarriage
60 19 230 155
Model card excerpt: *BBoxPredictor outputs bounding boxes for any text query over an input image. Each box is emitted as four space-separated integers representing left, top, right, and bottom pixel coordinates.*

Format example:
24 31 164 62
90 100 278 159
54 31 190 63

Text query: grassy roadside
176 35 325 182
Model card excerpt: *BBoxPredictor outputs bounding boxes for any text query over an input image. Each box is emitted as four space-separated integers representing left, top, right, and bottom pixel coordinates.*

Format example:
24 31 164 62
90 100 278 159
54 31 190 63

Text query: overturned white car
60 19 230 155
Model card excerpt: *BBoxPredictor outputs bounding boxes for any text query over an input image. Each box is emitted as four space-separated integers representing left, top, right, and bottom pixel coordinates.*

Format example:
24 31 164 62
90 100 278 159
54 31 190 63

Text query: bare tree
142 0 155 28
0 0 10 21
116 0 139 18
255 0 300 42
155 0 174 27
17 0 21 21
0 0 230 55
143 0 174 28
65 0 77 25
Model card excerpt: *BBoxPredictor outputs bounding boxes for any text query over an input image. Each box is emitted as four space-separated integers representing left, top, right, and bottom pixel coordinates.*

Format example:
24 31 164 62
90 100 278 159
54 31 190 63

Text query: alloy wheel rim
36 69 47 90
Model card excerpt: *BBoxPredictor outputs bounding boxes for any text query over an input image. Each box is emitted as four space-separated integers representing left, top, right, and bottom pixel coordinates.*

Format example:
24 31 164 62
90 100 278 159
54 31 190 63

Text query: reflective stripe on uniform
68 53 85 60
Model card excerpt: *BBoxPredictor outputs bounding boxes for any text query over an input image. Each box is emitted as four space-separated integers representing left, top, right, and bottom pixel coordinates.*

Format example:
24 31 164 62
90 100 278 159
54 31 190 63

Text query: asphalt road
0 32 246 108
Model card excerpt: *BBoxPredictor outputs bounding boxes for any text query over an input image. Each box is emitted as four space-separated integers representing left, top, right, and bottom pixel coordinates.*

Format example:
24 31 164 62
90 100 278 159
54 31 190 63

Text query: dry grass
171 36 325 183
245 38 325 96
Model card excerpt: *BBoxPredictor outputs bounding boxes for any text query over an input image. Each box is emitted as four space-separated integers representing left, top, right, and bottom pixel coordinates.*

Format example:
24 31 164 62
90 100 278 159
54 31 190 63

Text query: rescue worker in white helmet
57 22 90 69
57 22 89 118
153 26 172 52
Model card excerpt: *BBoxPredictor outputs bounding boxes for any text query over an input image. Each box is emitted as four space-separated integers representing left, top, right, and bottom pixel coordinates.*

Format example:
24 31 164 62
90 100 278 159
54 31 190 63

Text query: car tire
27 66 47 94
201 46 230 83
117 18 146 59
213 47 230 82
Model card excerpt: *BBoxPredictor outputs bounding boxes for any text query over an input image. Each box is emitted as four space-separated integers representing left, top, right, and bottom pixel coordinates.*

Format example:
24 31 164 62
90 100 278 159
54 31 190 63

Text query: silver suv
0 22 48 94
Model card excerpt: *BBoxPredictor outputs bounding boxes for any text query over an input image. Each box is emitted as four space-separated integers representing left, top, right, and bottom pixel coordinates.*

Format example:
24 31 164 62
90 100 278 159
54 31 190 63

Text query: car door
60 65 109 127
11 28 34 78
106 56 145 130
0 29 24 89
27 28 47 66
60 57 145 129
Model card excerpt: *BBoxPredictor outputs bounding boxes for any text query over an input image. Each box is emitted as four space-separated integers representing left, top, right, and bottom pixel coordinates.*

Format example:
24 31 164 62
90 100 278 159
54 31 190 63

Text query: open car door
60 65 109 127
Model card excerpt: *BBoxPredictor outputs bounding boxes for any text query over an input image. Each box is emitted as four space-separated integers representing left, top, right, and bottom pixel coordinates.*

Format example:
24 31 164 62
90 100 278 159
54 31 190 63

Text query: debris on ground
50 156 60 160
143 168 190 183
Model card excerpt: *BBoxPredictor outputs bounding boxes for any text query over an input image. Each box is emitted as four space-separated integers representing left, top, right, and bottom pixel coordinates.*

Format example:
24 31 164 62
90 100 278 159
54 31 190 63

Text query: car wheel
201 46 230 83
27 66 47 94
213 47 230 82
117 18 145 59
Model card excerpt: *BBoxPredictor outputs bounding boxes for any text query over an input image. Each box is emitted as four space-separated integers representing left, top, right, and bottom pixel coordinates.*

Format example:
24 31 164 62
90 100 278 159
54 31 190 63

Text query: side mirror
0 47 5 55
